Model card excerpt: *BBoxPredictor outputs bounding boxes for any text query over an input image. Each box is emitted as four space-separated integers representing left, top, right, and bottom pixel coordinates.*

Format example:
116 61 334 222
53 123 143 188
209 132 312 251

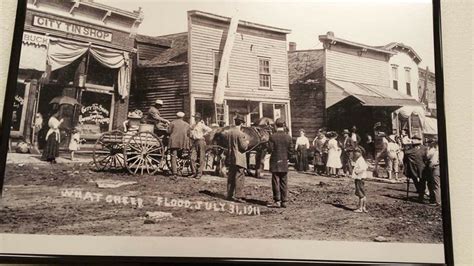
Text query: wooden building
11 0 143 148
288 32 422 141
131 10 292 129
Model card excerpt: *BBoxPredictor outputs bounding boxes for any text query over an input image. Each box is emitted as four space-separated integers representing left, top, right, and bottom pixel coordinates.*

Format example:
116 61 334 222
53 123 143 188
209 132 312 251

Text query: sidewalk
5 152 92 165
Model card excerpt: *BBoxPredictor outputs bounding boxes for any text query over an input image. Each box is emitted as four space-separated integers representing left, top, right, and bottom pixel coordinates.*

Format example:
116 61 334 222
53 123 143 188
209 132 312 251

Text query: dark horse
209 117 275 178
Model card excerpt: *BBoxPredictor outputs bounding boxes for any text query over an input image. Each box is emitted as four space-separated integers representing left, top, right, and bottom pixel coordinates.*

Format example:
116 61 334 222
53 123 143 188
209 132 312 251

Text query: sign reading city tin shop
33 15 113 42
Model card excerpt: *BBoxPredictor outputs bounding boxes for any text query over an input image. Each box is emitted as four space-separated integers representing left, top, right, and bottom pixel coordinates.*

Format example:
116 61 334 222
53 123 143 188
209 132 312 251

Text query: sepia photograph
0 0 451 264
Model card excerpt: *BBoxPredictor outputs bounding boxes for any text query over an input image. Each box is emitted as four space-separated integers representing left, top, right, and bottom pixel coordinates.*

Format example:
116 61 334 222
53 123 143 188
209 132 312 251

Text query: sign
22 32 48 47
33 16 113 42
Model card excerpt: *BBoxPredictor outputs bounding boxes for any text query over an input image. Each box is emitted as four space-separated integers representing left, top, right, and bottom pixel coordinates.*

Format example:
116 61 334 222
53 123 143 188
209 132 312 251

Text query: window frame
258 57 272 90
404 67 412 96
391 64 399 91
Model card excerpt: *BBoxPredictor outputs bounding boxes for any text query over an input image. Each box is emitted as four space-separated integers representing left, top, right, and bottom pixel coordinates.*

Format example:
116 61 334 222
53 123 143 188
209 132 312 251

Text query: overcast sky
97 0 435 70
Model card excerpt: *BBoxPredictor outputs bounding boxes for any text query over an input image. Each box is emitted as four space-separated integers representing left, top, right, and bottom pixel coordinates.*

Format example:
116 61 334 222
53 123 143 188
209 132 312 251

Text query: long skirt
41 132 60 162
327 149 342 169
296 145 309 171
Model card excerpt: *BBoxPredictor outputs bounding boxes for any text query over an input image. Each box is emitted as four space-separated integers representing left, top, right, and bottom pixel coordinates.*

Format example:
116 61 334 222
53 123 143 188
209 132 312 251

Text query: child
69 127 81 161
352 148 368 213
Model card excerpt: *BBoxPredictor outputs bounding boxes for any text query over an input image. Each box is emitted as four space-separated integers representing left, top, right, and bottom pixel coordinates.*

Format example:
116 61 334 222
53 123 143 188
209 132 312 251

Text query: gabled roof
139 32 188 67
136 34 172 48
377 42 422 64
288 49 325 84
188 10 291 34
319 32 396 55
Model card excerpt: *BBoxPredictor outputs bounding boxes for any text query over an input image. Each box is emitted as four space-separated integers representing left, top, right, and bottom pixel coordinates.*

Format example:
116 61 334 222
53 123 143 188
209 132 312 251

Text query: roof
77 1 142 20
188 10 291 34
136 34 172 47
288 49 325 84
139 32 188 67
328 79 421 107
378 42 422 64
319 32 396 55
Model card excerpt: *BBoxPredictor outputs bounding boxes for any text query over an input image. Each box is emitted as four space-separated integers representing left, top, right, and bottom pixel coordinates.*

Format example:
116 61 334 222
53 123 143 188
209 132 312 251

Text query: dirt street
0 162 443 243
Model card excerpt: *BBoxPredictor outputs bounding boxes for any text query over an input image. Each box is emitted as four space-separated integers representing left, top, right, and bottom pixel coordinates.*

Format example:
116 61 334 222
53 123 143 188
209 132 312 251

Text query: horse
209 117 275 178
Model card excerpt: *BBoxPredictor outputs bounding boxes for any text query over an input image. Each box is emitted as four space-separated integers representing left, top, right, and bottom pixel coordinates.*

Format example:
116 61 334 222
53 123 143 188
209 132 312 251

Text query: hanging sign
33 16 113 42
22 32 48 47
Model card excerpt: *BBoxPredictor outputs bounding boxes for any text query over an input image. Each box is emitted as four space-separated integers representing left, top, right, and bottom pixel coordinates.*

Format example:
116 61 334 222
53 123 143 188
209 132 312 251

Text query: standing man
403 136 429 202
167 112 191 180
267 119 293 208
351 126 362 145
146 99 170 136
226 114 249 202
426 138 441 205
190 112 212 179
373 131 389 178
342 129 356 176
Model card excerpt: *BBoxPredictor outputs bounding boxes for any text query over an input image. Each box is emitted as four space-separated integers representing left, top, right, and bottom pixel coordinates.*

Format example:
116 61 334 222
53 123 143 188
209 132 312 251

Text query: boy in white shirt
352 148 368 213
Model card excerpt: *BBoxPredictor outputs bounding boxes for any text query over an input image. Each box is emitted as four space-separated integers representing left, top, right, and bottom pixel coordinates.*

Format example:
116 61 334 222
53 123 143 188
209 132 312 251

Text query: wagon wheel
205 145 226 177
124 131 164 175
165 149 193 177
93 130 125 171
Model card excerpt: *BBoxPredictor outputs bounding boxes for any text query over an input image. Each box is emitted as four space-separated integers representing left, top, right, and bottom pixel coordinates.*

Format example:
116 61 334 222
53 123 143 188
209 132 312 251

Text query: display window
11 82 29 134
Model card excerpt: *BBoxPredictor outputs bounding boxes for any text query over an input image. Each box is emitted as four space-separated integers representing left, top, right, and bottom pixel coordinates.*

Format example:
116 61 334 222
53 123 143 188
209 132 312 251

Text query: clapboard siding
129 64 189 121
325 49 390 87
137 43 168 62
290 84 325 140
189 15 290 100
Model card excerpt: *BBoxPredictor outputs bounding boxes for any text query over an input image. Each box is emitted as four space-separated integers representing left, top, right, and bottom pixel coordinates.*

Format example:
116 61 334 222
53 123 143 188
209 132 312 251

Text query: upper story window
405 67 412 96
258 57 271 89
213 51 229 87
391 64 398 90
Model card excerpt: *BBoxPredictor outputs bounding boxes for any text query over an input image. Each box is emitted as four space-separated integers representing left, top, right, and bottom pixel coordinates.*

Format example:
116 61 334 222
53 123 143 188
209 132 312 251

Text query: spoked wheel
124 131 164 175
165 149 193 177
92 130 125 171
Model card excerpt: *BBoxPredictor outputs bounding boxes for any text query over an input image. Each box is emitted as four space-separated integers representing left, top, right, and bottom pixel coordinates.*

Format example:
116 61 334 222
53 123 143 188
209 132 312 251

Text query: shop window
79 89 114 139
11 82 29 133
86 56 116 87
391 65 398 90
259 57 271 89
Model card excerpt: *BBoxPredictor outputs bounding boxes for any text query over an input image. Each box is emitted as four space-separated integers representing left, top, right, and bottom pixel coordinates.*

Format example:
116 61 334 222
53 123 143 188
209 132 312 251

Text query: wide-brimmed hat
234 114 245 122
343 129 350 135
176 111 185 118
155 99 164 105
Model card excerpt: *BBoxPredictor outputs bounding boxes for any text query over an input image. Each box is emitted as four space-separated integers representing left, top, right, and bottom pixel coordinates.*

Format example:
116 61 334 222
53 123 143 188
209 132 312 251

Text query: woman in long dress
295 129 310 172
41 112 63 163
312 129 327 175
326 131 342 176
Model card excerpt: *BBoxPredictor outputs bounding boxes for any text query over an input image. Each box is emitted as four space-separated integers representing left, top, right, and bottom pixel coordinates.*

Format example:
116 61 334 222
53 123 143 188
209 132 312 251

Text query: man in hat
342 129 356 176
167 112 191 180
350 125 361 145
267 118 293 208
225 113 249 202
146 99 170 133
403 135 429 202
190 112 212 179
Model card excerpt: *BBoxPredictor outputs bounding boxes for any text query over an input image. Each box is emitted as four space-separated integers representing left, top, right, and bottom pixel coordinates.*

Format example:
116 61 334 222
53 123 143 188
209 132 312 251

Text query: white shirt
295 136 310 150
387 142 400 153
427 147 439 167
191 120 212 140
352 156 368 180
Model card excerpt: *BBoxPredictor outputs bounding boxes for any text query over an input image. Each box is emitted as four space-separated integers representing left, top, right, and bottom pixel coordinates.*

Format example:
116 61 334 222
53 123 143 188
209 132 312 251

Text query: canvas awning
328 79 421 107
423 116 438 135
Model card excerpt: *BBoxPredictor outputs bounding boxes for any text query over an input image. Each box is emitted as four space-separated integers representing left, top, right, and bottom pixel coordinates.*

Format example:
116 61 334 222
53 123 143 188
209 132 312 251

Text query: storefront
10 1 142 149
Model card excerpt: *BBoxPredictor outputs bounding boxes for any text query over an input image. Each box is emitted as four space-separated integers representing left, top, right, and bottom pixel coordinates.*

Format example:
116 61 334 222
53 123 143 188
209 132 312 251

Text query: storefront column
24 79 38 144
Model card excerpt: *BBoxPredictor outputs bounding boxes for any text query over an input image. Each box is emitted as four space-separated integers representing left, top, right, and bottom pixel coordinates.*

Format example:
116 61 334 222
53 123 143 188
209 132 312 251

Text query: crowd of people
37 98 441 210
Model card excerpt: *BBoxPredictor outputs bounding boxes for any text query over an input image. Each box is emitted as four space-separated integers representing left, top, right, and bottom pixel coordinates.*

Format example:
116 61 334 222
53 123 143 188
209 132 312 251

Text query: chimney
289 42 296 52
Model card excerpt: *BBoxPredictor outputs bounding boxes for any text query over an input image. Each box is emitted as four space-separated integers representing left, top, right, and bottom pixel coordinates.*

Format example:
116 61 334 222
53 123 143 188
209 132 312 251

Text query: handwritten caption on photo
60 189 261 216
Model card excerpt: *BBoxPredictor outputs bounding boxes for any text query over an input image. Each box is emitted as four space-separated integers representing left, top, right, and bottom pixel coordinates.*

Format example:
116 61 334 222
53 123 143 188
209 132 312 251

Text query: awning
19 32 48 71
328 79 421 107
423 117 438 135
